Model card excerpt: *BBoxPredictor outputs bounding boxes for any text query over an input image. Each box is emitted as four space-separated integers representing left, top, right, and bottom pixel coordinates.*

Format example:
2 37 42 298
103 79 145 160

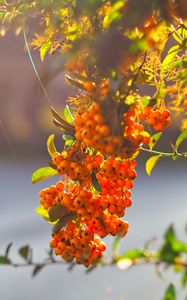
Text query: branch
140 146 187 158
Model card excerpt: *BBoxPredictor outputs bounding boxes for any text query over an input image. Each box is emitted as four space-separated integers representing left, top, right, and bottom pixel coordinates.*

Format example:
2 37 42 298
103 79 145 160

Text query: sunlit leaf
162 45 180 71
118 249 145 260
149 132 162 150
175 129 187 150
40 40 52 61
63 105 74 124
47 134 57 158
171 240 187 253
36 205 50 222
32 167 57 184
63 134 74 149
145 155 161 176
172 29 183 44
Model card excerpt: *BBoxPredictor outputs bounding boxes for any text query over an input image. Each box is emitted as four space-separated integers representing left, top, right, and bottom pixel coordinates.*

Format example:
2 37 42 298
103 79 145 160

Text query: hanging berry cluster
35 97 171 268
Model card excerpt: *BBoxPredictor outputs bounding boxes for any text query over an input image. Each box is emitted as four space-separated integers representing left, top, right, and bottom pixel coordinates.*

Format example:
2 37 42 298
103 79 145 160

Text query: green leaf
172 155 178 161
63 134 74 149
175 129 187 150
36 205 58 224
145 155 161 176
142 96 157 107
160 225 187 262
19 245 31 262
0 256 11 264
164 225 176 243
182 270 187 288
162 45 180 71
47 134 57 158
149 132 162 150
171 239 187 253
162 283 176 300
118 249 145 260
32 167 57 184
91 172 102 192
172 30 183 44
160 244 176 263
63 105 74 124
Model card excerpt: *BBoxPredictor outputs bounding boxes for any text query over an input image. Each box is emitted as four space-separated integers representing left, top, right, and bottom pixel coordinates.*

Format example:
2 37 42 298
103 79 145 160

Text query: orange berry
154 122 164 131
94 114 104 124
56 181 64 192
99 125 110 136
105 144 114 154
124 198 132 207
162 110 170 118
84 81 95 93
58 160 70 174
86 120 96 130
75 131 83 141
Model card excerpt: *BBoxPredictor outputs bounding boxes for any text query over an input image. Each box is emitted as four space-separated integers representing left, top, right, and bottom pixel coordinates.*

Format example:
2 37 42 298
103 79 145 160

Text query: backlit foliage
1 0 187 283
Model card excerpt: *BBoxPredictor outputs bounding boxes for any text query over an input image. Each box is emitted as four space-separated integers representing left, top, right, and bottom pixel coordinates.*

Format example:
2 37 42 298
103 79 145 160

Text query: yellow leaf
32 167 57 183
145 155 161 176
36 205 50 221
149 132 162 150
47 134 57 157
36 205 58 224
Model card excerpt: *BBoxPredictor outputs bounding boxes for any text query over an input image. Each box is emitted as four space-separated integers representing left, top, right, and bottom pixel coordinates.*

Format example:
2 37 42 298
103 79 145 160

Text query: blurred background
0 29 187 300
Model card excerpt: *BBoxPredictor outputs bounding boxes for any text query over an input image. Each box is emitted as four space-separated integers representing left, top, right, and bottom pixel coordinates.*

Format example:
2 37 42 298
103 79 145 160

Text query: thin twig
140 147 187 158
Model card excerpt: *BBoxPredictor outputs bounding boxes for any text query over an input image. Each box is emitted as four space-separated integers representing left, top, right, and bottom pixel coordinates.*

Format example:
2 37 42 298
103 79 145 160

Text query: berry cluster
50 222 106 267
52 143 103 182
140 107 171 131
75 102 124 156
97 158 136 217
124 105 150 145
39 150 136 267
40 181 129 237
39 178 129 265
39 181 64 210
37 99 171 267
75 102 150 158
